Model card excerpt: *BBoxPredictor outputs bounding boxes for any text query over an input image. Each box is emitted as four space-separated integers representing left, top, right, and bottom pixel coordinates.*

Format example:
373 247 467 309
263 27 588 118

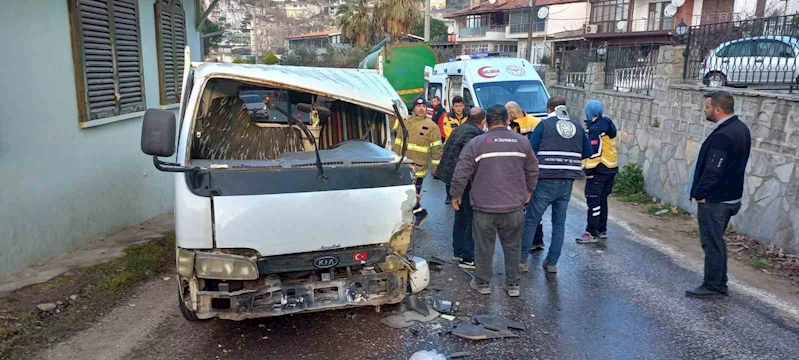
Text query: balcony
586 17 677 35
691 12 737 25
508 22 546 35
457 25 507 40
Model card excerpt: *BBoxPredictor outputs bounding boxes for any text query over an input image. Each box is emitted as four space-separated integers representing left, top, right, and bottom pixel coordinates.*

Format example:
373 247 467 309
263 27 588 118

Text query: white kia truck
140 53 429 321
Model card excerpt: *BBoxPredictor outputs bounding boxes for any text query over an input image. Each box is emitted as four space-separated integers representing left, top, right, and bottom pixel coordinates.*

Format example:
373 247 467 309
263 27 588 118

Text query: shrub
614 164 647 202
232 56 243 64
245 57 256 64
262 53 279 65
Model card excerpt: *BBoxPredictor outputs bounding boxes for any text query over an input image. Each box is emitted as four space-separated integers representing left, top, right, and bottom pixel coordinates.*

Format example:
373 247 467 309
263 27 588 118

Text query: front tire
705 72 727 88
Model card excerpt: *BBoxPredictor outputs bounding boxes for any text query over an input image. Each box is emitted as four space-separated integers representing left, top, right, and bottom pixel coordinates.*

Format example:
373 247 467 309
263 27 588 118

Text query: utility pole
424 0 431 41
526 0 536 61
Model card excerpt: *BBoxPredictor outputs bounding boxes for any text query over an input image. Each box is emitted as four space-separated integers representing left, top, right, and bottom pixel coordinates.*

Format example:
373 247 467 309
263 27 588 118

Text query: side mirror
141 109 176 157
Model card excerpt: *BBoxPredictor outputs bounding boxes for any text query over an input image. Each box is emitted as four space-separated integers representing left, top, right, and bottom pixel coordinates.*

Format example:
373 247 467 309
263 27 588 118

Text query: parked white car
701 36 799 87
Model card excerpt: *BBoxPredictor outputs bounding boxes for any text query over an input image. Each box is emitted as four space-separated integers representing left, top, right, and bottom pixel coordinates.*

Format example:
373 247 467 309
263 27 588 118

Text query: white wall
0 0 202 275
547 2 590 35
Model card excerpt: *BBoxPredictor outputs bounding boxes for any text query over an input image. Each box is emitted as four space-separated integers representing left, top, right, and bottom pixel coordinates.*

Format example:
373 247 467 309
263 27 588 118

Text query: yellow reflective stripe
392 119 399 131
431 159 441 165
394 138 431 153
430 140 443 147
397 88 425 95
415 170 427 177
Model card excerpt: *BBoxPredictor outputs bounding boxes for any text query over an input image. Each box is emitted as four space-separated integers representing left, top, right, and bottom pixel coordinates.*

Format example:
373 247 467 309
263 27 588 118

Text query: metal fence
684 14 799 89
604 44 660 95
557 48 598 86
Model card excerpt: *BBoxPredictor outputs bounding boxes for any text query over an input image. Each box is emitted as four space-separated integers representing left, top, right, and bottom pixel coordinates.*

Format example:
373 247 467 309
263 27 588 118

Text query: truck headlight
195 253 259 280
177 248 195 278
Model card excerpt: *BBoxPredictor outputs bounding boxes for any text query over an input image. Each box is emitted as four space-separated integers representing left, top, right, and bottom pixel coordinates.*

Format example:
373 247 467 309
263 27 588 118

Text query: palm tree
337 0 373 48
374 0 421 41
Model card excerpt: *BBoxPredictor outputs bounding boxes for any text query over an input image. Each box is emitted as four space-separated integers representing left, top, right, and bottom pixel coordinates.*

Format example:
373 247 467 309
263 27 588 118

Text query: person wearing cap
392 96 443 227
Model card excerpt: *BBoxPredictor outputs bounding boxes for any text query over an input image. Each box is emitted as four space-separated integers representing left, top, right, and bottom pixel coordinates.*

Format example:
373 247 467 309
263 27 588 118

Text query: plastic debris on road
409 350 446 360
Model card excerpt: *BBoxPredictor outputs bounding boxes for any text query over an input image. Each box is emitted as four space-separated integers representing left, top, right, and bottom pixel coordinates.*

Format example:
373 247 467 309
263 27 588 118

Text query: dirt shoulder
0 234 176 360
571 180 799 305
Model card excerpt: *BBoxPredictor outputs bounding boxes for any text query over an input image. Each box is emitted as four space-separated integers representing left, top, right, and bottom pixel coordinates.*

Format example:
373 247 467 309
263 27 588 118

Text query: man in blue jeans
520 97 593 273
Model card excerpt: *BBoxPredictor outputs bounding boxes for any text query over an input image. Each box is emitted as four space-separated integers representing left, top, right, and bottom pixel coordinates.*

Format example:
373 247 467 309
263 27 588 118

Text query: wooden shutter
68 0 145 123
155 0 187 105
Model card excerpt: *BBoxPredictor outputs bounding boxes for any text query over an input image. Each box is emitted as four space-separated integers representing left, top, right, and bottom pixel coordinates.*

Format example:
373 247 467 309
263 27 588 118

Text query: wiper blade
271 105 327 180
392 103 409 175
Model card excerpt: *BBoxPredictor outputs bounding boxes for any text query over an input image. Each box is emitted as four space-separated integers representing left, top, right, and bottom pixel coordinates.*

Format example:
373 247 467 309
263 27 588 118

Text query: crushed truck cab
140 49 429 321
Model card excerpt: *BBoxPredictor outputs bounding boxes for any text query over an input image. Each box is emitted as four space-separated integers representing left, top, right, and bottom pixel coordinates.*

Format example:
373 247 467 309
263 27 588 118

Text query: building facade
0 0 203 275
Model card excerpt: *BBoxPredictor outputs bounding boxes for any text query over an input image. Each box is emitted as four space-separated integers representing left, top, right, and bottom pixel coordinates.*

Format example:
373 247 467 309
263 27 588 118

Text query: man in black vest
520 97 593 273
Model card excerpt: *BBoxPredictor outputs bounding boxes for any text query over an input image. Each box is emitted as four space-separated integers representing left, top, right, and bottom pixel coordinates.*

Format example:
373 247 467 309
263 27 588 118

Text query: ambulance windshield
473 80 548 115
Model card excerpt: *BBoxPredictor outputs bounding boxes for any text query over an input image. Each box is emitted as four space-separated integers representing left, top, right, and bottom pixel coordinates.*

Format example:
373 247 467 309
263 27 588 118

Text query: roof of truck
191 62 408 118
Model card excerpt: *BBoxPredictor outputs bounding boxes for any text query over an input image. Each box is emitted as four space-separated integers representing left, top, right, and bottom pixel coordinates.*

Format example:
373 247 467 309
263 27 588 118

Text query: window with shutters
155 0 187 105
67 0 146 124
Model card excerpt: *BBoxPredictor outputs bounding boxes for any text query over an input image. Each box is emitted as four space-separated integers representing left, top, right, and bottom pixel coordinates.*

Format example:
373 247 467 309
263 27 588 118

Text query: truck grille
256 246 388 274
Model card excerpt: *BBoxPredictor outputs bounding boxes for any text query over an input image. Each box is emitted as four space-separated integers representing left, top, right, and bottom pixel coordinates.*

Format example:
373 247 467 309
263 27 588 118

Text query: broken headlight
194 253 259 280
177 248 196 278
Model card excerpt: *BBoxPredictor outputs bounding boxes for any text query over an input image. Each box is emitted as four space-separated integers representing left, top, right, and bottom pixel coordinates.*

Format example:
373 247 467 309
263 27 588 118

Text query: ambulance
423 54 550 119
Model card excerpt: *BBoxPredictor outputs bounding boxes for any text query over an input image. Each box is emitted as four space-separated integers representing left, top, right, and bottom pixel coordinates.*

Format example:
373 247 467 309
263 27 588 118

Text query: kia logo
313 256 339 269
477 66 500 78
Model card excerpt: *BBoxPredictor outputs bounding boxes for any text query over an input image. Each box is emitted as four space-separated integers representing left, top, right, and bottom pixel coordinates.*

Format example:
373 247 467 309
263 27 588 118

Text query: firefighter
392 97 443 227
439 96 468 205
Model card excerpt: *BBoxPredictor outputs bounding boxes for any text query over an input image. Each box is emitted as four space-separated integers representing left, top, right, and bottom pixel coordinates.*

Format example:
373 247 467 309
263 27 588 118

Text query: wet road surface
123 179 799 360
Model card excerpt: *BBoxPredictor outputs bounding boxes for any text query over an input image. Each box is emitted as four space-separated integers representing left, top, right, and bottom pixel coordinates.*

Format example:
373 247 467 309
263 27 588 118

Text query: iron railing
691 12 737 25
459 25 506 38
604 44 660 95
588 17 676 34
565 72 588 88
509 22 546 34
557 48 599 85
684 14 799 89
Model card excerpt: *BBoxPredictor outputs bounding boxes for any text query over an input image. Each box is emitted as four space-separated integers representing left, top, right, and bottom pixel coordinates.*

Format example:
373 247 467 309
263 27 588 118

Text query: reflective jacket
510 113 542 135
392 115 443 178
533 115 589 180
440 110 467 141
582 116 619 176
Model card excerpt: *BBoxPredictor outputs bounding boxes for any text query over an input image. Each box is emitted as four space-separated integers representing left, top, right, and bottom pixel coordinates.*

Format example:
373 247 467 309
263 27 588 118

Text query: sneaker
576 232 600 244
458 259 476 269
530 244 545 253
519 264 529 273
505 283 520 297
542 261 557 273
452 256 462 262
470 279 491 295
414 209 429 228
598 232 608 240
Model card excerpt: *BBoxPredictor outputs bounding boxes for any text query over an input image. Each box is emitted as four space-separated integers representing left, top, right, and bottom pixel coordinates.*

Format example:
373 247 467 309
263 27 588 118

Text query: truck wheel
178 288 204 322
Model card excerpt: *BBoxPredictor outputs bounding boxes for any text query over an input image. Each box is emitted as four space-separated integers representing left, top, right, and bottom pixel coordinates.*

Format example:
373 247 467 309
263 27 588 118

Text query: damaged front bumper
190 270 409 320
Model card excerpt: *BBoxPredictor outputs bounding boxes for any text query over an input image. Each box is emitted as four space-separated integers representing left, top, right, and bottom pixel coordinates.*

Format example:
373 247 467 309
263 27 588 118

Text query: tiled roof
286 29 341 40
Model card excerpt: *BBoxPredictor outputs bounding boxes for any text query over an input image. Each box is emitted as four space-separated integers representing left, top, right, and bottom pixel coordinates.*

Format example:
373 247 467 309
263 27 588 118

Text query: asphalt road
55 179 799 360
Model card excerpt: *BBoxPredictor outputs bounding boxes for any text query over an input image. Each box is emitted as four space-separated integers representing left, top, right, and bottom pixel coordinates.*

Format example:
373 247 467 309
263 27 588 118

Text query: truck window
462 88 475 109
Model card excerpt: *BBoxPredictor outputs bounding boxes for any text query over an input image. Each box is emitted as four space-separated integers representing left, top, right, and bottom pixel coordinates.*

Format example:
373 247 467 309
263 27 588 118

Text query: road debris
69 295 78 301
451 315 526 340
441 314 456 321
345 312 358 320
380 306 439 328
449 351 472 359
409 349 446 360
406 295 430 316
654 209 669 215
427 296 459 315
36 303 57 312
472 315 525 331
162 276 172 281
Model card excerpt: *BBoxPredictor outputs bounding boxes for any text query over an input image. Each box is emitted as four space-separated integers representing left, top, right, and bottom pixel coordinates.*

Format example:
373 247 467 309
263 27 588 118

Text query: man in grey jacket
450 105 540 297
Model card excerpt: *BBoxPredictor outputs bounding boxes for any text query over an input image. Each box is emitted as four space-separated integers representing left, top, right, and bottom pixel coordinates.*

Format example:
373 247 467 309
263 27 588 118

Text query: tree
411 17 447 41
337 0 373 48
323 45 369 68
199 21 223 57
262 53 279 65
375 0 421 41
281 47 320 66
232 56 243 64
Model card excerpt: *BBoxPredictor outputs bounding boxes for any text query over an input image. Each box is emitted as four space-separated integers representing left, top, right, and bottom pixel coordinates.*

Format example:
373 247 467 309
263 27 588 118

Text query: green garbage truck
358 39 438 109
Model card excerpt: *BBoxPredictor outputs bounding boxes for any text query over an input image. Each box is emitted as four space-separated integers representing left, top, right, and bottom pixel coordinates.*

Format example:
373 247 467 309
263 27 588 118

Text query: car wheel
706 72 726 88
178 284 205 322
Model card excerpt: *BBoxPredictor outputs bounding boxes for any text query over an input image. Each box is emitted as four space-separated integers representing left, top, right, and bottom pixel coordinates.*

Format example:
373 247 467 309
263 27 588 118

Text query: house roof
286 29 341 40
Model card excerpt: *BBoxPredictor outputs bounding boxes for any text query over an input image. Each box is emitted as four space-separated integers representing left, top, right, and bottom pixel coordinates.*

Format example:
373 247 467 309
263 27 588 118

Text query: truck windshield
473 80 548 114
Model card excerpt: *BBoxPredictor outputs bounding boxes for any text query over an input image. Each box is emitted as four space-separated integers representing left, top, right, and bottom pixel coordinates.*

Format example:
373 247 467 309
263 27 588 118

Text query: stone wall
549 45 799 253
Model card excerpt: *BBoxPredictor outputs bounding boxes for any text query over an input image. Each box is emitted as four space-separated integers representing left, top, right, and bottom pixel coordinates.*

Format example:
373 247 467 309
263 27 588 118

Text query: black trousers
585 173 616 236
697 202 741 293
413 177 424 211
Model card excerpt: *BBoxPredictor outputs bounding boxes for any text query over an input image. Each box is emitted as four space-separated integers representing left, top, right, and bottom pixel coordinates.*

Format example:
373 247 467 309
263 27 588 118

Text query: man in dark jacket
450 105 539 298
577 100 619 244
435 107 486 269
685 90 751 298
520 97 592 274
